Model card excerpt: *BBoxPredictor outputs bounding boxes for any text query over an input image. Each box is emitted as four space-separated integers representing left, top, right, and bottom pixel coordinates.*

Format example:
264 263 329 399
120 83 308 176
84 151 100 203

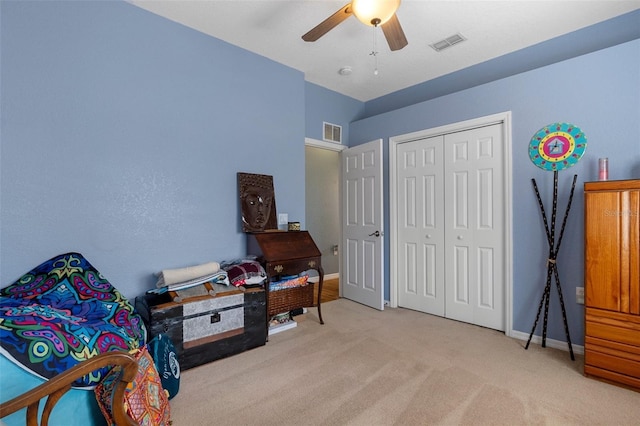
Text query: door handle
368 230 381 237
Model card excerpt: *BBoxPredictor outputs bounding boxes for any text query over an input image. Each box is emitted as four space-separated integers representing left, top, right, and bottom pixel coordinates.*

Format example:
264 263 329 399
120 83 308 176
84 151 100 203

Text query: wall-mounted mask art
237 172 278 232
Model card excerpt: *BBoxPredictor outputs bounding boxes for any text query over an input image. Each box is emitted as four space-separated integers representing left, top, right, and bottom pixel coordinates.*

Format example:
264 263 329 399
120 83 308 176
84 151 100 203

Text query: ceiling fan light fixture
351 0 400 27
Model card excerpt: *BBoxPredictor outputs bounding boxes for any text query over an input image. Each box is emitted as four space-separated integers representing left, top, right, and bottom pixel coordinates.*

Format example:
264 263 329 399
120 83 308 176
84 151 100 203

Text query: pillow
147 334 180 399
95 347 171 426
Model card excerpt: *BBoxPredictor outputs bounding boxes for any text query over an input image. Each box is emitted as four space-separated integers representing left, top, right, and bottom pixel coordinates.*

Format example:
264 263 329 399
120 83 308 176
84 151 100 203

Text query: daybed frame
0 351 138 426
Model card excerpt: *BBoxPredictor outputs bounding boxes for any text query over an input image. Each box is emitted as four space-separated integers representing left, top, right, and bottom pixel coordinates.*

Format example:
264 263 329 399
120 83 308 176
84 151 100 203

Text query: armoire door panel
585 191 623 311
630 190 640 315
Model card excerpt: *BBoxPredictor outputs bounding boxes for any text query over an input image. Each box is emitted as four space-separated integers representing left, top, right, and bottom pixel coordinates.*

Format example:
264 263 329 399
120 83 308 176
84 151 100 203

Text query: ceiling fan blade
381 13 408 51
302 3 353 42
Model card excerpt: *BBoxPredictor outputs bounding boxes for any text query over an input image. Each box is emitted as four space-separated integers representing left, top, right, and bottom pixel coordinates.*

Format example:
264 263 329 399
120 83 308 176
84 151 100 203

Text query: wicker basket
268 283 315 316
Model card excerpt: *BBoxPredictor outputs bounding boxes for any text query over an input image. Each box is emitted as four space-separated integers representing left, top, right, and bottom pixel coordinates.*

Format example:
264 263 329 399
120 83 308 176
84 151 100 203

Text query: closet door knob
426 234 432 239
457 235 463 240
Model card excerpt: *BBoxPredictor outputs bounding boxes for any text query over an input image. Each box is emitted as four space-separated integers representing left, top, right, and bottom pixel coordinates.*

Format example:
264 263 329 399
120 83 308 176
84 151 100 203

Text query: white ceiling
130 1 640 102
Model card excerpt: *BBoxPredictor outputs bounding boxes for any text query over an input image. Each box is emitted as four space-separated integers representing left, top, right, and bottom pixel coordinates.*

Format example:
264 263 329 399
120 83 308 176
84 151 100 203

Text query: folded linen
165 270 229 291
156 261 220 288
149 271 230 295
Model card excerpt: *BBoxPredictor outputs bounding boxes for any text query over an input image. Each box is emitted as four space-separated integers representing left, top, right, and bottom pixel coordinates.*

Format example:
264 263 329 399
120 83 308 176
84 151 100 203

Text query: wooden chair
0 351 138 426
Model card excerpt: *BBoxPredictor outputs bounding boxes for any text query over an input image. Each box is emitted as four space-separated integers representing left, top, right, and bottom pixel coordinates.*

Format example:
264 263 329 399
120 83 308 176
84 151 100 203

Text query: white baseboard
308 273 338 283
510 330 584 355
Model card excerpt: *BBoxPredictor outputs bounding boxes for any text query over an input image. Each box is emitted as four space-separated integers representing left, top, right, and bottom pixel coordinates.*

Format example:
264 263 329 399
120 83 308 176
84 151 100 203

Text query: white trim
389 111 513 336
305 137 346 152
510 330 584 355
308 272 339 283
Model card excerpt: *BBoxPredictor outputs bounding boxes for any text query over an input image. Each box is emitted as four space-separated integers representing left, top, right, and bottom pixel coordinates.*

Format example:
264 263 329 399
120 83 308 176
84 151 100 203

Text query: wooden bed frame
0 351 138 426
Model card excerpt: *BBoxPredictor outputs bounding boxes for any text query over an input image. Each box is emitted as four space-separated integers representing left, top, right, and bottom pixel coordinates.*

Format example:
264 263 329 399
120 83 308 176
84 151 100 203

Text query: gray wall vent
430 33 466 52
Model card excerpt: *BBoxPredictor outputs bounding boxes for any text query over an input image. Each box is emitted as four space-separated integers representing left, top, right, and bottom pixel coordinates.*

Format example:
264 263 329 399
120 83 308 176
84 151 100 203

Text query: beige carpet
170 298 640 425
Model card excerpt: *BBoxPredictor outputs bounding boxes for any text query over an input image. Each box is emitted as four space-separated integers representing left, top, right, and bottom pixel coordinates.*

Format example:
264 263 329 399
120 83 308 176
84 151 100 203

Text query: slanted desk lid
247 231 321 262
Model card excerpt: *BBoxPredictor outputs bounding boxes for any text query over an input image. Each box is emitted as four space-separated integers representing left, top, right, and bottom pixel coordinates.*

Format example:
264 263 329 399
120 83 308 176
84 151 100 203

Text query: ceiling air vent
323 122 342 144
430 33 466 52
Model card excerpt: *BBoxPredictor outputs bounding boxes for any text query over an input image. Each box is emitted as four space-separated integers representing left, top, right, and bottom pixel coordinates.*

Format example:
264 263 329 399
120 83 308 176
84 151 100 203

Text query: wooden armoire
584 179 640 390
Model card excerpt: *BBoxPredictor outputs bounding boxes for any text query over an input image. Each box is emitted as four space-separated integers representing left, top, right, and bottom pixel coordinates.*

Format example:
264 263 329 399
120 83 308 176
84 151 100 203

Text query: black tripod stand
525 171 577 360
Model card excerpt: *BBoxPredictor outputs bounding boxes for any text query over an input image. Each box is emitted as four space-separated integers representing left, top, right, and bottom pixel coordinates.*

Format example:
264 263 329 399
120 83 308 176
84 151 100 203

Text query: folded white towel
164 271 230 291
156 261 220 288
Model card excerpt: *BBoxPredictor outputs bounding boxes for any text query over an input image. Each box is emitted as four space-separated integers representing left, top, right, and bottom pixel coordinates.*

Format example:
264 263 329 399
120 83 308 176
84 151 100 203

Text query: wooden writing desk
247 231 324 327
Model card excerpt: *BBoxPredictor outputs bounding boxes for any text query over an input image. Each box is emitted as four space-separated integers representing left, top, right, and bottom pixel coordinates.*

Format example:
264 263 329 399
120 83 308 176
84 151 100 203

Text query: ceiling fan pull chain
371 25 379 76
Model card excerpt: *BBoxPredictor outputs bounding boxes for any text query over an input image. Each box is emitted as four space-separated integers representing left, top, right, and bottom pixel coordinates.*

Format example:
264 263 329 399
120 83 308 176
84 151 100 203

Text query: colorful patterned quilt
0 252 146 389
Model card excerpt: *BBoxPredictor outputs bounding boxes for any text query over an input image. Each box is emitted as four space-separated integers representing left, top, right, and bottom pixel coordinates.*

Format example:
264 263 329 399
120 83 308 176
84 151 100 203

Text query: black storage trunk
145 285 266 370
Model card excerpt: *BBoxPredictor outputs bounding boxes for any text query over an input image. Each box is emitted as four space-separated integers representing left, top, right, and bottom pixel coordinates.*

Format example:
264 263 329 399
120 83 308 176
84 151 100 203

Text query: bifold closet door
396 123 505 331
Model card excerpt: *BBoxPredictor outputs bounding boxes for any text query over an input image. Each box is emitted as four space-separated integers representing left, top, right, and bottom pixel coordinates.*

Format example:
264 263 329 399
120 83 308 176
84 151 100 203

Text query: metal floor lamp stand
525 171 577 361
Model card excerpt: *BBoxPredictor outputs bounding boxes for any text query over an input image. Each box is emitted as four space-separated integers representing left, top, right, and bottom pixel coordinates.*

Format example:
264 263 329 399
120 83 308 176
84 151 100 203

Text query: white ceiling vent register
323 122 342 144
430 33 466 52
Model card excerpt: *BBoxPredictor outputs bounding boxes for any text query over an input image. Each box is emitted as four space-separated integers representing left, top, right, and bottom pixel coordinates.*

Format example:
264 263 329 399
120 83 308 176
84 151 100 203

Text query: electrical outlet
576 287 584 304
278 213 288 225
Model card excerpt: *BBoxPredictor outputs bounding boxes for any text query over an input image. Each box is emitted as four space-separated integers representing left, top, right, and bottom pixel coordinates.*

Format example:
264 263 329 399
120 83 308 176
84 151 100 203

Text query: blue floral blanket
0 252 146 388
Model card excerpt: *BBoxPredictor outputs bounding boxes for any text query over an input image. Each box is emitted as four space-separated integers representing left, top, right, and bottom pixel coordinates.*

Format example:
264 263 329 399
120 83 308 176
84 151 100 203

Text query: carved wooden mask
238 172 278 232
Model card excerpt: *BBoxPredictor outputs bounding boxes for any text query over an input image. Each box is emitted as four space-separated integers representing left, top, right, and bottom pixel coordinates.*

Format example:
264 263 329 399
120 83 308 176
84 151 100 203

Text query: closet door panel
397 136 445 315
445 124 504 330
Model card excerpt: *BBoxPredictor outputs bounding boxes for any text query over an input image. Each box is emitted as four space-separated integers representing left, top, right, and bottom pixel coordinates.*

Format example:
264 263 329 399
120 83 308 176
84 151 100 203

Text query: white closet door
396 135 445 315
444 124 504 331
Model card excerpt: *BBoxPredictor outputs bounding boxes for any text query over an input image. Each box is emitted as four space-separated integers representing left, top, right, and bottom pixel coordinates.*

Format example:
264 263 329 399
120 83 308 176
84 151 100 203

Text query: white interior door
396 135 445 316
444 124 504 331
393 120 506 331
341 139 384 310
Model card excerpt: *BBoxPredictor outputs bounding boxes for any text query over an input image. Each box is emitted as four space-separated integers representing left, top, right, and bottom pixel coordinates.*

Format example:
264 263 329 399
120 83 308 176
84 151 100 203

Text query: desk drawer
266 258 321 276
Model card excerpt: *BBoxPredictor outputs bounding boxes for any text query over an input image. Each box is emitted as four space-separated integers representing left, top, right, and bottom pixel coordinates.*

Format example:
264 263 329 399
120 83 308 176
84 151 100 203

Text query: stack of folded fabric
154 261 230 294
220 259 267 287
269 275 309 291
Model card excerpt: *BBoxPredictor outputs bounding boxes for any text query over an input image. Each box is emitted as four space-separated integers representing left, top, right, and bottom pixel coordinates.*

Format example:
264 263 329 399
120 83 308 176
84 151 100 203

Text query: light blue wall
349 39 640 346
0 1 306 299
305 82 364 144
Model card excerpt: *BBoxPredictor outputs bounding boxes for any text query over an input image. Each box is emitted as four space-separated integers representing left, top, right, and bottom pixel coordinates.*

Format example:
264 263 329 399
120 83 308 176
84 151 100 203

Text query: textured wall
0 1 305 298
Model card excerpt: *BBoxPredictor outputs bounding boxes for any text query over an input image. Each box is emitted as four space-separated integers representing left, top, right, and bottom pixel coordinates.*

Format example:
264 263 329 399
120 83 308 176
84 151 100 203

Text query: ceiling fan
302 0 408 51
